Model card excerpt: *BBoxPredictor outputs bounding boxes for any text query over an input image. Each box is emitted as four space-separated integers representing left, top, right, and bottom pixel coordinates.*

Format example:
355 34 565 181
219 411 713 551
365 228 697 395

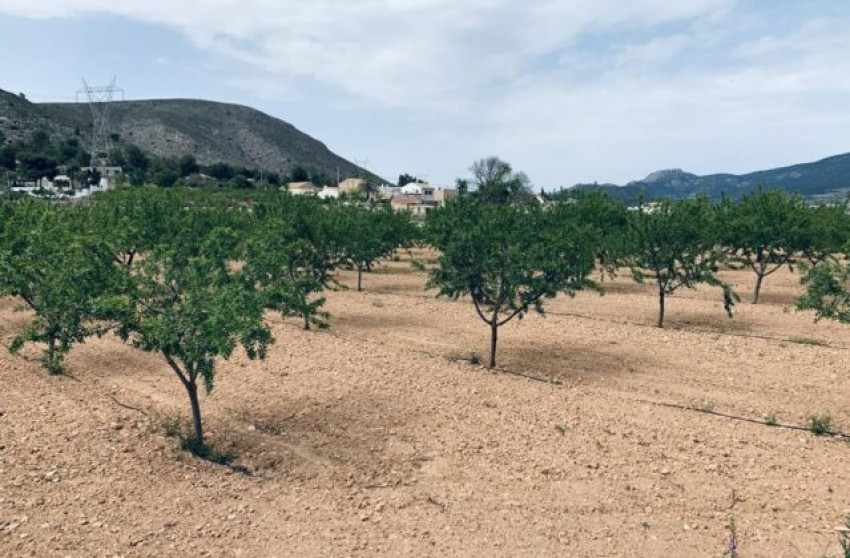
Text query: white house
317 186 340 200
400 182 435 201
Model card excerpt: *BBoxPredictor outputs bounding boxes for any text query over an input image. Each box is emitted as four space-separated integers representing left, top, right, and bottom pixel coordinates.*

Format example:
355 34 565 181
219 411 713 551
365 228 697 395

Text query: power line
76 76 124 165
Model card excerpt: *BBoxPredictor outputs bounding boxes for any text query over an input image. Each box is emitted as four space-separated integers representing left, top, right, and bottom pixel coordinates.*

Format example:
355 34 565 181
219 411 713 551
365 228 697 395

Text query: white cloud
0 0 735 109
2 0 849 186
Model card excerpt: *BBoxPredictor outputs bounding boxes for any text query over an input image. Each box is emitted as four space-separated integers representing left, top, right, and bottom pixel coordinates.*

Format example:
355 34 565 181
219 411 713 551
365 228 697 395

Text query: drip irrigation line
636 399 850 441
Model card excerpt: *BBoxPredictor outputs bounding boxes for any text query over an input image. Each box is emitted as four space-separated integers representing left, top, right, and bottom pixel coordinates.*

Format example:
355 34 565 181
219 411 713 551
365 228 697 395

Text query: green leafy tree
289 165 310 183
398 173 420 187
721 189 809 304
114 230 272 449
178 154 200 177
626 197 738 328
339 205 417 291
0 200 122 373
124 145 150 172
153 168 179 188
800 202 850 265
426 197 597 369
17 154 58 181
797 257 850 324
90 188 182 267
244 197 342 330
82 167 101 187
468 156 533 205
205 162 235 181
565 192 629 280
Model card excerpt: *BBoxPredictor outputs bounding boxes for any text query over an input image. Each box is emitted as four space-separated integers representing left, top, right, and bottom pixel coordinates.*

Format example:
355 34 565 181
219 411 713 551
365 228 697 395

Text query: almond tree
797 257 850 323
0 199 123 373
721 189 809 304
89 188 178 267
115 228 272 451
339 205 418 292
244 196 342 329
626 197 738 328
565 191 629 280
426 196 597 369
800 202 850 266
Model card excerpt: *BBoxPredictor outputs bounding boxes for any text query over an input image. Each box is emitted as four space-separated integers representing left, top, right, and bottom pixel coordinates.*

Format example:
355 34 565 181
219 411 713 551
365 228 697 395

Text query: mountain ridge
572 152 850 202
0 88 380 182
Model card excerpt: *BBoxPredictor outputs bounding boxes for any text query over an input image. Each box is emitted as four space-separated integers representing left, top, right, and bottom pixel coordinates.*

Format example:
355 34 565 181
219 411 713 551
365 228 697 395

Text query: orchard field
2 248 849 558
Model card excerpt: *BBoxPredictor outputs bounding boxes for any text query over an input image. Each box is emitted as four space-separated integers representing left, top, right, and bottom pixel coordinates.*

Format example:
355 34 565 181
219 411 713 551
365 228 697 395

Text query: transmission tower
76 77 124 165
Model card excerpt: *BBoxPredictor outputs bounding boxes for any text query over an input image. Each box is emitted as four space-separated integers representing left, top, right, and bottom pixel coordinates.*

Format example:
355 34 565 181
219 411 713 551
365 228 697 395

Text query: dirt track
1 254 849 557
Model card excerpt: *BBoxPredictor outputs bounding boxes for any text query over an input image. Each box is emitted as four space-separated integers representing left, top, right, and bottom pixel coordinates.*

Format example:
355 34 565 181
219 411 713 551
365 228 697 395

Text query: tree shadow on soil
663 309 754 335
223 391 425 481
500 340 660 384
332 309 429 332
753 289 799 307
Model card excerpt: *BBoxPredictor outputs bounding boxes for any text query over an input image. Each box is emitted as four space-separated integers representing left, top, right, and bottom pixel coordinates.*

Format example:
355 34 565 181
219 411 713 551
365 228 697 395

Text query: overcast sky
1 0 849 188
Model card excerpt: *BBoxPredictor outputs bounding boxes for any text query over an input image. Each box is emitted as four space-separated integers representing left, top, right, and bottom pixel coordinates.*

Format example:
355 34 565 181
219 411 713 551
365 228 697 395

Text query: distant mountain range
0 88 379 182
571 153 850 203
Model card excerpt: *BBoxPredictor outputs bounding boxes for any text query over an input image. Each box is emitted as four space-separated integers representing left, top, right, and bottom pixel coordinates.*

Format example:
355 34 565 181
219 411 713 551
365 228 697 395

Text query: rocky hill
0 88 377 181
571 153 850 203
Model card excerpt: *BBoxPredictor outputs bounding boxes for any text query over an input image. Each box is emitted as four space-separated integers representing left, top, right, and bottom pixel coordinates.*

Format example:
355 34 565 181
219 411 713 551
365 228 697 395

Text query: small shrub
161 413 184 438
699 400 715 413
807 413 834 436
764 413 778 426
444 350 482 365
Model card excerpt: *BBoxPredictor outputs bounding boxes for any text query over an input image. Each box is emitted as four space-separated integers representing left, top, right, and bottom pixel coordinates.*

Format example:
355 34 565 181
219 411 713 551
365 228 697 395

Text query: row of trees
0 189 417 449
2 171 849 454
425 182 850 368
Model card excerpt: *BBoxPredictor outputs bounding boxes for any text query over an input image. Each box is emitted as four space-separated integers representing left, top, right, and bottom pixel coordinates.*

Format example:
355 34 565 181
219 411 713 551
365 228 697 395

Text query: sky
1 0 849 189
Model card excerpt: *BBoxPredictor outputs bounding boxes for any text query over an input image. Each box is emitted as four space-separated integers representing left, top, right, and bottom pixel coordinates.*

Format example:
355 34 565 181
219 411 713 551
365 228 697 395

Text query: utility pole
76 76 124 166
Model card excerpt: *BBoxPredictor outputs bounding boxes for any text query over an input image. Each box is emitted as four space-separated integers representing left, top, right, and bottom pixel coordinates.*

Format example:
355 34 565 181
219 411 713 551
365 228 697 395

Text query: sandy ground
1 252 849 557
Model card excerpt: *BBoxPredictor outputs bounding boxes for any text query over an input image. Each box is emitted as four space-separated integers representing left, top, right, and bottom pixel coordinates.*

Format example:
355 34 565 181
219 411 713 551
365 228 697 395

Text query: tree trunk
752 273 764 304
356 266 363 292
46 334 59 375
657 287 666 328
488 321 498 369
303 313 311 331
186 382 204 447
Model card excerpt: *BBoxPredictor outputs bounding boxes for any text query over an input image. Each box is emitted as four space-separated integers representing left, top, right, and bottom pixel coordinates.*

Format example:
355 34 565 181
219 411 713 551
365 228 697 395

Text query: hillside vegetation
0 88 376 181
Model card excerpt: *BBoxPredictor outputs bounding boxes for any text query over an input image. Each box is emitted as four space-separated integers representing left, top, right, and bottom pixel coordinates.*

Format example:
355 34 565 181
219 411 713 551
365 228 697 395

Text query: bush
807 413 834 436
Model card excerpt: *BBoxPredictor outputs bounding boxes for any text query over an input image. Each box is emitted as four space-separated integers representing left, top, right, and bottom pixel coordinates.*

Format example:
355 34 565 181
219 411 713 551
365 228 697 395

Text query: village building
339 177 366 194
390 193 433 217
317 186 340 200
284 181 320 196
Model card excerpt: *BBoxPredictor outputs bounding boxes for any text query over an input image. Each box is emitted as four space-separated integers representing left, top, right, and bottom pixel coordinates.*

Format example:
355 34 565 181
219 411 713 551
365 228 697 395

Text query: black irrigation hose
636 399 850 441
108 394 150 416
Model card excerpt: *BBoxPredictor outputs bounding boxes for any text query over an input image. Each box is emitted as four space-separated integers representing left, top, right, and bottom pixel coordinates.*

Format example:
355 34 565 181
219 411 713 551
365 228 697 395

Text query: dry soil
1 252 849 557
